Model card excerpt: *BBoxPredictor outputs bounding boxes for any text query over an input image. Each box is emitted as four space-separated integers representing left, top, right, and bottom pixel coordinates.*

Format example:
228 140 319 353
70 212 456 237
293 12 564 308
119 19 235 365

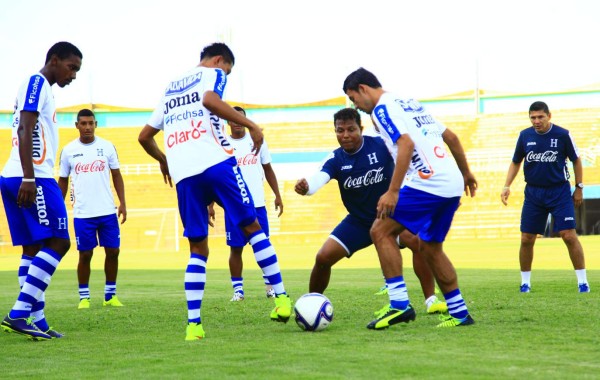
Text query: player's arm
202 91 263 154
572 157 583 208
57 177 69 199
16 111 39 208
111 168 127 224
378 134 413 219
501 161 522 205
442 128 477 197
138 125 172 187
263 163 283 217
295 172 331 196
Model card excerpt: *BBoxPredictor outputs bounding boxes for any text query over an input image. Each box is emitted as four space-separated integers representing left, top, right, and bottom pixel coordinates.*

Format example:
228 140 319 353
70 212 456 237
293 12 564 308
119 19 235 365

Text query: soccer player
138 42 291 341
501 101 590 293
211 105 283 301
0 42 82 340
295 108 447 315
58 109 127 309
343 68 477 329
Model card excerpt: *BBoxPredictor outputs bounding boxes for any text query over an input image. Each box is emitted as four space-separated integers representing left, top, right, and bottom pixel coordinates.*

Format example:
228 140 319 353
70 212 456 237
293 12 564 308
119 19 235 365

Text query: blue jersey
320 136 393 225
512 124 579 187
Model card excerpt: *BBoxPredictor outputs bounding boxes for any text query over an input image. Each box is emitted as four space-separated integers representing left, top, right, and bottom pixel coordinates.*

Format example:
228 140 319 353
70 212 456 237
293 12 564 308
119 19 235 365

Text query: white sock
575 269 588 284
424 295 438 309
521 271 531 285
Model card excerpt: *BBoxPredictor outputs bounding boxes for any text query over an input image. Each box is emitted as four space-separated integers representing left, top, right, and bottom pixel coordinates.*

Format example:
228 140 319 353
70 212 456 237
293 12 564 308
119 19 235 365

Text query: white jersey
230 133 272 208
2 73 58 178
371 92 463 198
147 66 234 184
59 136 120 218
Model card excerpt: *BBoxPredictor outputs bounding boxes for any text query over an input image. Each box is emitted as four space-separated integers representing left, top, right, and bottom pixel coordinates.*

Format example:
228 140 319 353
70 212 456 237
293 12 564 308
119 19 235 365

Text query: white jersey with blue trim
147 66 234 184
2 73 58 178
229 133 271 208
371 92 463 198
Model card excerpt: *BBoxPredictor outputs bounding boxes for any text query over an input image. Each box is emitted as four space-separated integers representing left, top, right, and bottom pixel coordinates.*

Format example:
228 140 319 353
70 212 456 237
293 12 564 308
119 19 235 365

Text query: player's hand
464 172 477 197
159 160 172 187
208 203 215 227
118 205 127 224
377 190 398 219
573 188 583 208
295 178 309 195
17 181 36 208
274 196 283 217
501 187 510 205
249 126 264 155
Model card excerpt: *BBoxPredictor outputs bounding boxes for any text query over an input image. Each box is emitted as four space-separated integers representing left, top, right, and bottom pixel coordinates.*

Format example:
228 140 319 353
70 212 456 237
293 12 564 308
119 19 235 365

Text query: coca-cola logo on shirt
526 151 558 163
75 160 106 174
237 153 258 166
343 167 385 189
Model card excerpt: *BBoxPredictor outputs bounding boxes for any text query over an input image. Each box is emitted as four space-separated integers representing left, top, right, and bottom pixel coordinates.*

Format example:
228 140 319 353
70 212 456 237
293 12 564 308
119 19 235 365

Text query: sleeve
372 103 408 144
108 143 120 170
21 75 48 113
565 131 579 162
58 147 70 177
259 140 272 165
207 68 227 98
306 171 331 195
147 97 165 130
512 132 525 163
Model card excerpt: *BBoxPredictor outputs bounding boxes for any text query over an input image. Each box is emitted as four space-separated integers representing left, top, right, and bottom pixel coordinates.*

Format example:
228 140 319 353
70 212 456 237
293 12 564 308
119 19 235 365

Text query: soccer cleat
436 314 475 328
373 304 390 318
43 328 64 339
367 304 416 330
1 315 52 341
427 299 448 314
103 296 124 307
78 298 90 309
374 285 388 296
520 284 531 293
579 283 590 293
270 294 292 323
266 288 276 298
230 292 245 302
185 322 205 341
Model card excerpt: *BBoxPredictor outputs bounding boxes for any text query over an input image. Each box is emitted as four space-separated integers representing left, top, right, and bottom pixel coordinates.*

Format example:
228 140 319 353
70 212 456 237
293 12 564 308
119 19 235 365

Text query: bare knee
105 247 120 260
559 229 579 245
79 250 93 264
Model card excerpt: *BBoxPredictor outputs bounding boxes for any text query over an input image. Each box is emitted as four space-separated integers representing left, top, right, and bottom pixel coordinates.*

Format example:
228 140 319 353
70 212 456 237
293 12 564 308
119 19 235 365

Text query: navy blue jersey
512 124 579 187
320 135 394 225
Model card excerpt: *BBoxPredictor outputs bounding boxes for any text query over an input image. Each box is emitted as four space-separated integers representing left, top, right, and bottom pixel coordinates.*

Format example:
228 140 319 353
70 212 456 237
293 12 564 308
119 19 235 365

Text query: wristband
22 178 35 183
502 186 510 190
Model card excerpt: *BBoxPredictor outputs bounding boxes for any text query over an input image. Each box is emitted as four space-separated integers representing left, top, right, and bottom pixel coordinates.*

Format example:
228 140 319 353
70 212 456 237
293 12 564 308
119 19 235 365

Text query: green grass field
1 266 599 379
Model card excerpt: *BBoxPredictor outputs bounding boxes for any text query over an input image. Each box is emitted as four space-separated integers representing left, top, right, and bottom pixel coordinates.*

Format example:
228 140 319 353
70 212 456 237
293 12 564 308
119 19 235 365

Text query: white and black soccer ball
294 293 334 332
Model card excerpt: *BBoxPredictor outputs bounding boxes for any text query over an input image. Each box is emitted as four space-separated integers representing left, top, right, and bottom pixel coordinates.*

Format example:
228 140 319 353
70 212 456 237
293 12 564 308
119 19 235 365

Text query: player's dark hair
333 108 362 128
529 101 550 115
45 42 83 64
233 105 246 115
343 67 382 93
77 108 95 120
200 43 235 65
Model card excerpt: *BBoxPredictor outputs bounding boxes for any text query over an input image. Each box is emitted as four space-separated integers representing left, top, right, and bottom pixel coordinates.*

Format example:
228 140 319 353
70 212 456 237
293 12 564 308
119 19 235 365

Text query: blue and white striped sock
386 276 410 311
263 275 270 286
185 253 207 324
248 231 285 295
31 292 48 331
18 255 33 288
79 284 90 300
231 277 244 295
444 288 469 319
105 282 116 301
10 249 62 319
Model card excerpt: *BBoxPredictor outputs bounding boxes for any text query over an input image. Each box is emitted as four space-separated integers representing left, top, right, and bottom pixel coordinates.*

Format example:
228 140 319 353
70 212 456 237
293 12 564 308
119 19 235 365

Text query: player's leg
98 214 123 306
225 210 246 301
255 207 275 298
519 186 548 292
519 233 537 292
309 238 348 294
74 217 98 308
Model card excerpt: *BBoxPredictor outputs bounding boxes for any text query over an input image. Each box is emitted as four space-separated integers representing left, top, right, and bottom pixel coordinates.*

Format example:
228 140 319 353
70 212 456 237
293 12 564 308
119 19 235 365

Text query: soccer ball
294 293 334 332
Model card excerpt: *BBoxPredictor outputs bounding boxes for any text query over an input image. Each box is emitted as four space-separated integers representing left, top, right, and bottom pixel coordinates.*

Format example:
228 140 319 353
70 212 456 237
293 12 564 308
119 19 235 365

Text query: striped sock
10 249 62 319
31 292 48 331
79 284 90 300
231 277 244 295
386 276 410 310
263 275 270 286
105 282 116 301
248 231 285 295
185 253 207 324
444 288 469 319
18 255 33 287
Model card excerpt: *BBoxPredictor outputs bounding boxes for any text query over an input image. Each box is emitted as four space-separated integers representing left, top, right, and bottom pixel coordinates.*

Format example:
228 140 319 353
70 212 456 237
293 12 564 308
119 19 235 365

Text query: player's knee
559 229 578 244
105 248 120 259
79 251 93 263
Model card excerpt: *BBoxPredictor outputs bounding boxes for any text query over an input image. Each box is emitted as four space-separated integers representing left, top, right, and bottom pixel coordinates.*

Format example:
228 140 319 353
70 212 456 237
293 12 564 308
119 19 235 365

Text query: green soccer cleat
78 298 90 309
367 304 416 330
270 294 292 323
374 285 388 296
1 315 52 341
185 322 205 341
103 296 124 307
427 299 448 314
373 304 390 318
436 314 475 328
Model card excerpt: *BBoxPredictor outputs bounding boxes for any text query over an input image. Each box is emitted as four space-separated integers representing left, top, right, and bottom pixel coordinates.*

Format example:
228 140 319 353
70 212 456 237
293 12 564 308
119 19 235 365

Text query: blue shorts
392 186 460 243
0 176 69 246
176 157 256 241
74 214 120 251
330 214 373 257
225 206 269 247
521 183 576 234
